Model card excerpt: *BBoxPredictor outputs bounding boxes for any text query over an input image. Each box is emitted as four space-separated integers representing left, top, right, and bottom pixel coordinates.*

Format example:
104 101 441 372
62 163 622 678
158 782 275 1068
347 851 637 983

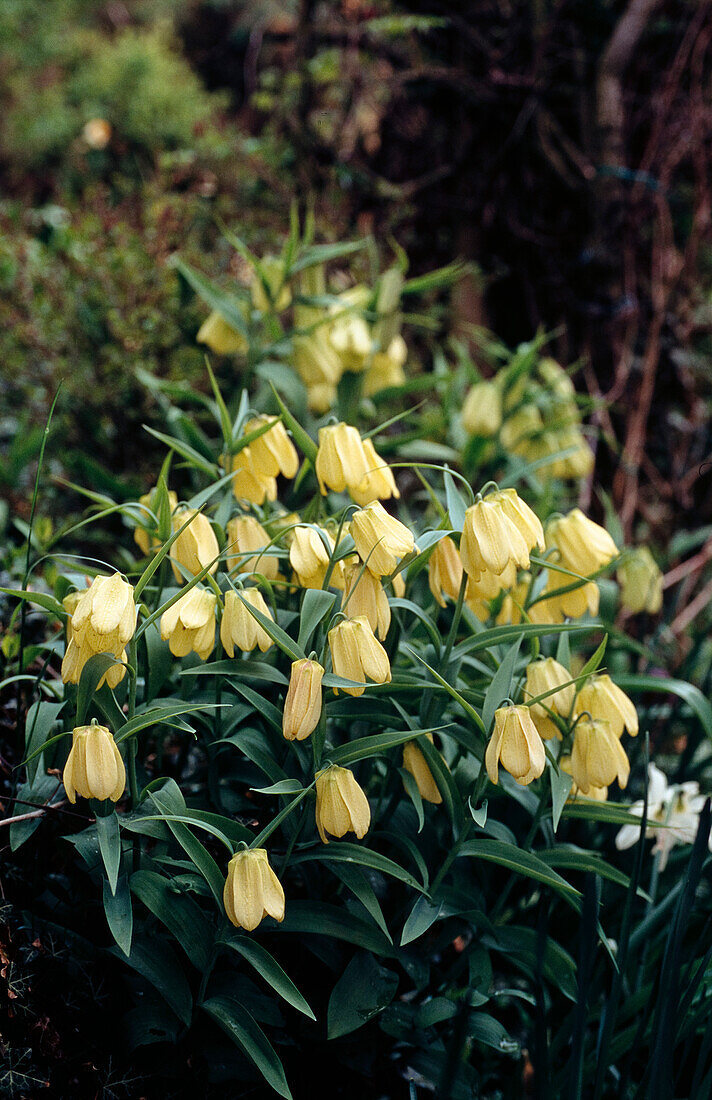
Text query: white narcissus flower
615 763 712 869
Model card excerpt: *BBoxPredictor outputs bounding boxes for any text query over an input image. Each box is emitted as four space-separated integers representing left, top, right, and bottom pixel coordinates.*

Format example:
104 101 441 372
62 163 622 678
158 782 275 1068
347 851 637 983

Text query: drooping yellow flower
244 415 299 480
223 848 285 931
197 310 248 355
329 289 373 372
618 547 663 615
559 754 608 802
528 577 600 624
292 330 342 411
351 438 400 507
489 489 545 557
350 501 415 577
462 381 502 437
289 525 344 589
328 616 391 696
160 587 216 661
575 674 638 739
221 448 278 506
524 657 575 740
315 765 371 843
460 496 532 581
63 720 126 804
226 516 279 580
402 734 443 804
428 537 464 607
171 509 219 583
363 334 407 397
538 357 575 399
485 705 546 786
61 573 136 688
546 508 619 578
342 561 391 639
134 488 178 556
282 659 324 741
220 589 274 656
570 716 629 794
315 423 371 496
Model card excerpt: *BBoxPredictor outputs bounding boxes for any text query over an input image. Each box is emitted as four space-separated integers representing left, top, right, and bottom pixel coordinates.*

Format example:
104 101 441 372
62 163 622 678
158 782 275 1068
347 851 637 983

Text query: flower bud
289 525 343 589
328 616 391 696
63 720 125 803
363 335 407 397
220 589 274 655
221 449 277 506
524 658 574 740
462 381 502 437
244 415 299 480
223 848 285 931
350 501 415 577
171 510 219 582
197 310 248 355
161 587 216 660
134 488 178 556
570 716 630 794
315 765 371 843
428 537 464 607
402 734 442 804
226 516 279 580
460 496 535 581
251 255 291 313
618 547 663 614
283 659 324 741
485 705 546 786
343 562 391 639
575 675 638 739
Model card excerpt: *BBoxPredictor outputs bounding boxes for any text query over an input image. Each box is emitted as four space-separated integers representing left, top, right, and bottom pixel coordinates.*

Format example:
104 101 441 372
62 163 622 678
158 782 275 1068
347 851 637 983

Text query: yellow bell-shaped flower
197 310 248 355
289 525 344 589
546 508 619 577
524 657 575 740
462 380 502 437
428 537 464 607
221 448 277 506
460 496 532 581
363 334 407 397
402 734 443 804
244 415 299 480
570 715 630 794
485 705 546 786
171 510 219 582
315 765 371 843
220 589 274 656
282 659 324 741
134 487 178 556
618 547 663 615
575 674 638 738
160 587 216 661
62 573 136 688
342 561 391 639
226 515 279 580
63 720 126 803
559 754 608 802
223 848 285 931
351 438 400 507
328 616 391 696
350 501 415 577
315 423 371 496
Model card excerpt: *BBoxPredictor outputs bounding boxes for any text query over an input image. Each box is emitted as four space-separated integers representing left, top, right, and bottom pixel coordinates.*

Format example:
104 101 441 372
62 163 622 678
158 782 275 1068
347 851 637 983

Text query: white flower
615 763 710 869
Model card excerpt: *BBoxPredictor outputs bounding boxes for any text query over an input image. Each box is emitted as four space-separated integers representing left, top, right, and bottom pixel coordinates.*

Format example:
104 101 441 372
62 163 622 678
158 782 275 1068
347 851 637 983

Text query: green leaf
273 901 394 956
149 791 225 905
550 767 573 832
103 874 133 956
252 779 304 796
290 239 367 274
562 800 652 826
170 258 249 336
202 995 292 1099
330 727 447 766
181 659 288 686
400 896 443 946
221 937 316 1020
290 842 425 892
115 702 223 744
143 426 219 477
469 1012 518 1053
0 587 65 616
131 870 213 971
10 772 60 851
297 589 336 652
96 810 121 895
236 593 306 662
112 937 193 1025
76 653 125 724
539 846 637 893
614 673 712 742
327 862 392 943
327 952 398 1039
444 467 468 530
269 384 318 464
23 699 65 784
459 839 581 898
481 636 522 733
